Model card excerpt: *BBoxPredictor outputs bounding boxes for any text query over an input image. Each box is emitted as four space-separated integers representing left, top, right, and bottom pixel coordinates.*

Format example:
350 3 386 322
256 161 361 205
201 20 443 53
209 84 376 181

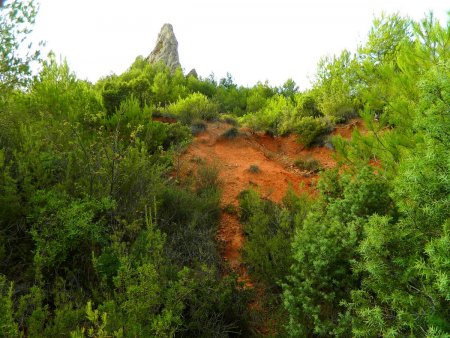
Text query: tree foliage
0 4 251 335
1 4 449 337
0 0 41 93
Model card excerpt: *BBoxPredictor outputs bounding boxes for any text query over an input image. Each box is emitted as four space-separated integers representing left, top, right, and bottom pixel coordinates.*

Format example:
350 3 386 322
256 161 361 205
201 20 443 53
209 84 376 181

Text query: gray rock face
146 23 180 72
186 68 198 78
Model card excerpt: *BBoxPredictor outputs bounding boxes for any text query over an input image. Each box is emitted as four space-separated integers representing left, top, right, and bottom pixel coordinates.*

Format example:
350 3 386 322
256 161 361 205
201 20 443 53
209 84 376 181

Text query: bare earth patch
172 118 363 333
177 121 347 282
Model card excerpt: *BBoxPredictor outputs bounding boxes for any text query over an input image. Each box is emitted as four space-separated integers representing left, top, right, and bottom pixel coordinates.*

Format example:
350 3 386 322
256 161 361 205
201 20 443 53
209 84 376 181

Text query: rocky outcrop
186 68 198 78
146 23 180 72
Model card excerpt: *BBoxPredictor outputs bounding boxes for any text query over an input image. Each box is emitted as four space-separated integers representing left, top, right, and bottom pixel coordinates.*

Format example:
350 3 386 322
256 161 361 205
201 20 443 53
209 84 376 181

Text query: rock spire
146 23 180 72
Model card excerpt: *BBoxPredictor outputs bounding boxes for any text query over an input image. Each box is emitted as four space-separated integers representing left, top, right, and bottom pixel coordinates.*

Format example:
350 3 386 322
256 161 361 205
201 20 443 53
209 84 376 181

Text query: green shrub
0 276 18 337
294 156 322 172
166 92 219 125
314 50 360 122
238 190 260 223
240 94 295 135
158 167 221 268
328 104 358 122
279 93 323 135
238 188 311 292
248 164 260 173
190 119 207 135
222 203 238 215
283 167 393 336
221 127 239 139
220 114 239 126
295 116 334 148
163 122 192 149
195 164 221 197
295 92 323 118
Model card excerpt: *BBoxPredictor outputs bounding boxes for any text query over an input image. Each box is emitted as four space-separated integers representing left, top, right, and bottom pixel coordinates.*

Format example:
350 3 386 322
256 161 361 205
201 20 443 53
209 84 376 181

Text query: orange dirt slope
176 120 361 285
173 118 363 335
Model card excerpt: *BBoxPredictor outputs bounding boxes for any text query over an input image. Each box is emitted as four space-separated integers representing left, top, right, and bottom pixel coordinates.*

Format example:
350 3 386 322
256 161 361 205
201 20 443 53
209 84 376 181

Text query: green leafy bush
248 164 260 173
294 156 322 172
0 276 18 337
190 119 207 135
166 92 219 124
220 113 239 126
295 92 323 118
283 166 392 336
314 50 361 122
240 94 295 135
0 0 41 93
103 96 191 152
245 81 276 113
164 122 192 149
295 116 334 147
221 127 239 139
238 188 311 290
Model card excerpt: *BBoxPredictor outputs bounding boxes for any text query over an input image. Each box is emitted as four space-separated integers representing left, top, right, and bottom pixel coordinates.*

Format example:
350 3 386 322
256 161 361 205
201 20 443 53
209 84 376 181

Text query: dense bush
313 50 361 122
294 155 322 172
281 15 450 337
295 116 334 148
238 189 311 289
165 92 219 125
0 8 251 335
295 92 322 118
237 188 312 334
221 127 239 139
239 94 295 135
245 81 276 113
283 166 392 336
236 15 450 337
2 3 449 336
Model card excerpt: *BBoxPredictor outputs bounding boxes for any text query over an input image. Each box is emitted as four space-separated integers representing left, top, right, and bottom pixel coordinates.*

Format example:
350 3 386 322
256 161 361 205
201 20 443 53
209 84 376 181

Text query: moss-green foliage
0 10 251 335
238 188 312 334
281 14 450 337
0 276 18 337
165 92 219 125
0 0 41 93
2 3 449 336
239 94 295 135
294 155 322 172
283 167 393 336
294 116 334 147
313 50 361 122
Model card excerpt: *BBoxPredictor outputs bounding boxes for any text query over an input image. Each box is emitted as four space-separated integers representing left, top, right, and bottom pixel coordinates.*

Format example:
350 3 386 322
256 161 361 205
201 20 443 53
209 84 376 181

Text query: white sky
31 0 448 88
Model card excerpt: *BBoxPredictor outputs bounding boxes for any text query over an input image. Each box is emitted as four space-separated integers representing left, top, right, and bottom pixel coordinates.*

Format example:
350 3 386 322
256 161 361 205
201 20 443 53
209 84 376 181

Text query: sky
30 0 448 89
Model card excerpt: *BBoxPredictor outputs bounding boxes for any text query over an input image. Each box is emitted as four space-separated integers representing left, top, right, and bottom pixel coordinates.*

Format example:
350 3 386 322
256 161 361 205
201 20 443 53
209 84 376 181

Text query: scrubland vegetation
1 1 449 336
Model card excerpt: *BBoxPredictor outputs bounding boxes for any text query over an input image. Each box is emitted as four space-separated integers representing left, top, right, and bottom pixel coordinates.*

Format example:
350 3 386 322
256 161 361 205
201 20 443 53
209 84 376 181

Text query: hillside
1 2 449 337
179 121 359 279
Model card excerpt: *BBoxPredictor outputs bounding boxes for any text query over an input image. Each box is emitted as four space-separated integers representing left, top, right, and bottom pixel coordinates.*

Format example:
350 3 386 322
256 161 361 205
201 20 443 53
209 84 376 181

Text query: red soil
332 118 366 139
173 118 363 334
153 116 178 124
170 118 364 285
177 121 352 287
